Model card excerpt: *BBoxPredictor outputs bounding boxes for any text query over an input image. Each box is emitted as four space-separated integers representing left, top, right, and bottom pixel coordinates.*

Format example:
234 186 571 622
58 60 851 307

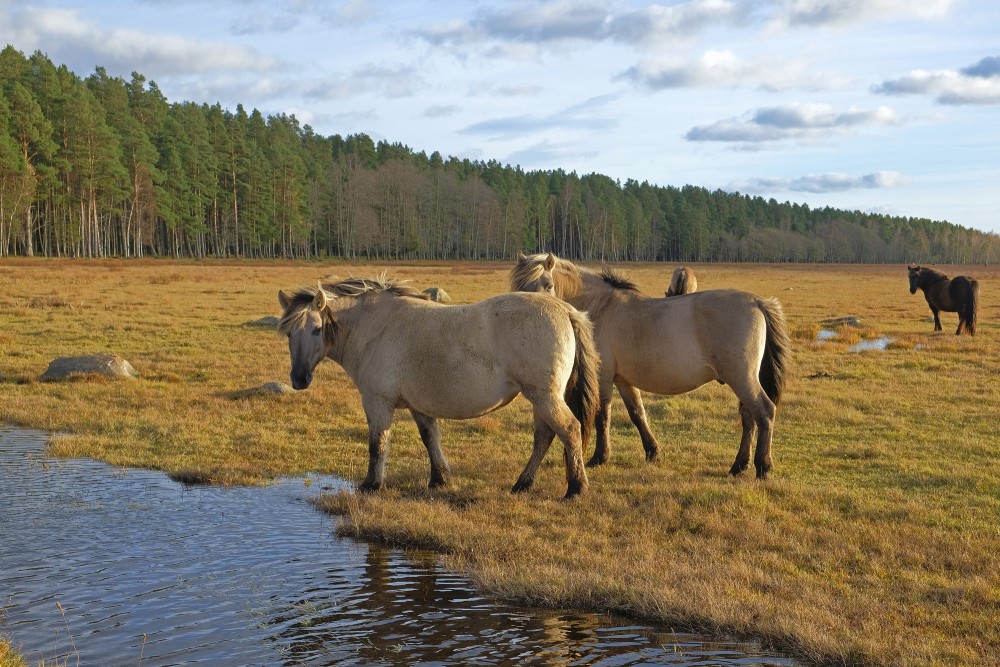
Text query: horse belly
615 346 715 395
402 376 519 420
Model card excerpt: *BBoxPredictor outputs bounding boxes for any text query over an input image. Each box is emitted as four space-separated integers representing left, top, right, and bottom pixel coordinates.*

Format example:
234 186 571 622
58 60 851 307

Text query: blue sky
3 0 999 234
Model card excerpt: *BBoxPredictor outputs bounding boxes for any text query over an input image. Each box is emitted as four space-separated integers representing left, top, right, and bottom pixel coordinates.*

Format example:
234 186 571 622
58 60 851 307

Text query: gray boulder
245 316 279 328
41 353 138 381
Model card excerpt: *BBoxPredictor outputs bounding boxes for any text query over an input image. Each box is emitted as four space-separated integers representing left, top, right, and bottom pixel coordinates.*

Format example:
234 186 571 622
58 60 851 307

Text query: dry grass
1 258 999 666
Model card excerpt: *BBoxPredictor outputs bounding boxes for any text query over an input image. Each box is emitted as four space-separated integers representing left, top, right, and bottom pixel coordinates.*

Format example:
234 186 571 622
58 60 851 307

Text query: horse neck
570 267 626 313
919 270 947 291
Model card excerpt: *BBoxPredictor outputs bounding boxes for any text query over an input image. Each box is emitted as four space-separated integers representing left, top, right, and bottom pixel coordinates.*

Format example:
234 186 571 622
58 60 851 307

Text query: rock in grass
259 381 294 394
422 287 451 303
41 353 137 381
245 316 279 328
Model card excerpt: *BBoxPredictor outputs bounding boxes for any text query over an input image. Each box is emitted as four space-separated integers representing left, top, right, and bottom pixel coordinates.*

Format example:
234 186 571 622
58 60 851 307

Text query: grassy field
1 258 998 666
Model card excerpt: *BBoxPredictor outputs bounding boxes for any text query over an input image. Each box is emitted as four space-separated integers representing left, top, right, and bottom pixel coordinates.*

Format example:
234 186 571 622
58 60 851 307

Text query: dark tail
757 298 790 407
965 279 979 335
564 309 601 452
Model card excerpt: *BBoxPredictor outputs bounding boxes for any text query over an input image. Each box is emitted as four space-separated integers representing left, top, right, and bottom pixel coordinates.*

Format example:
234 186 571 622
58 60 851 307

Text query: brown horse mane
599 266 641 291
915 266 948 288
278 275 423 336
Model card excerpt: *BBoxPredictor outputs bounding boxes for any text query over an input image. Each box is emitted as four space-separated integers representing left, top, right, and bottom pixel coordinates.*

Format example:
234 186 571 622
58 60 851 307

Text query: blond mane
278 275 424 336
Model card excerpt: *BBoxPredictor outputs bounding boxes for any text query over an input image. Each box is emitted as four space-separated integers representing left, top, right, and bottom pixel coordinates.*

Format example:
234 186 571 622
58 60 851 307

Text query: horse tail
757 297 790 407
564 309 601 451
966 278 979 335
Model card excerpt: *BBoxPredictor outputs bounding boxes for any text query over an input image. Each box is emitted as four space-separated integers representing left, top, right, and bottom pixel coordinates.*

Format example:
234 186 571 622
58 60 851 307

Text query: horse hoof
644 451 659 463
562 486 587 500
755 465 771 480
358 482 383 494
511 480 532 494
585 456 608 468
729 462 749 476
428 478 447 490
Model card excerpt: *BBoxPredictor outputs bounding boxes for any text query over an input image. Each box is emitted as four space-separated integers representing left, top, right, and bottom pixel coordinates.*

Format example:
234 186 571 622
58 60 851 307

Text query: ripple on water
0 427 799 666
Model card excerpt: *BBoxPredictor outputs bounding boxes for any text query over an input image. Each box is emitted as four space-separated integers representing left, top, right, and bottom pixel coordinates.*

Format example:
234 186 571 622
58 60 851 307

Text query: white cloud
770 0 957 28
874 56 1000 105
620 50 853 91
731 171 911 194
686 103 904 145
4 5 279 76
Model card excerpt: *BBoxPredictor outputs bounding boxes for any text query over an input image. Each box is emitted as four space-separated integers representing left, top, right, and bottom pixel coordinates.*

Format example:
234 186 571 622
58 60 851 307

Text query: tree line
2 46 998 263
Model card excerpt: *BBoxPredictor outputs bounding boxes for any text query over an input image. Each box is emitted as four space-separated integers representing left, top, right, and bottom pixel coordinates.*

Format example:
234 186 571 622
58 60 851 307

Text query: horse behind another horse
665 267 697 297
907 265 979 335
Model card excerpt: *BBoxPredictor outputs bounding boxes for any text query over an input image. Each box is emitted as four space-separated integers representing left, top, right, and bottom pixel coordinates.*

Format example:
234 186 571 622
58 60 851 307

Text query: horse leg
409 409 450 489
359 398 394 493
729 401 756 476
616 381 660 462
932 307 942 331
512 413 556 494
588 377 616 467
519 394 589 499
728 381 776 480
955 311 965 335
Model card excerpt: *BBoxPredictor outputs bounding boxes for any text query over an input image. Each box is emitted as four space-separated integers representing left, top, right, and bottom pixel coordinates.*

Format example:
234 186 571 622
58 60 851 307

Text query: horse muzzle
291 372 312 390
909 287 917 295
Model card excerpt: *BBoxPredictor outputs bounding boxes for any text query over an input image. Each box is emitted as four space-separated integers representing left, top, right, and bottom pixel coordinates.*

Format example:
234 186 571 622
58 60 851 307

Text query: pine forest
1 46 998 263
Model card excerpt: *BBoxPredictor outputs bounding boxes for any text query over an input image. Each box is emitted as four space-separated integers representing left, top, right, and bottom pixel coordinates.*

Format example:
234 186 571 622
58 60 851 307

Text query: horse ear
278 290 291 310
516 250 527 262
543 253 556 270
313 283 329 310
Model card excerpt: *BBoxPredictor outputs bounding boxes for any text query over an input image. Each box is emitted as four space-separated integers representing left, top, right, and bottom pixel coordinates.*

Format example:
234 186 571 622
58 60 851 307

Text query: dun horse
907 265 979 335
665 267 698 297
511 253 789 479
278 277 600 498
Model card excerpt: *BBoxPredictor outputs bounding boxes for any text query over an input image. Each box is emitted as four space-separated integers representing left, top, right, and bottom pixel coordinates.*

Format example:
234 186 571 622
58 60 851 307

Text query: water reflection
0 427 797 666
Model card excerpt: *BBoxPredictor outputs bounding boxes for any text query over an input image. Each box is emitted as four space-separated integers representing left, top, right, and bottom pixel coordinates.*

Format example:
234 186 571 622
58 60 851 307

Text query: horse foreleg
410 409 450 489
616 382 660 462
512 413 556 494
932 308 942 331
729 401 755 476
360 399 394 493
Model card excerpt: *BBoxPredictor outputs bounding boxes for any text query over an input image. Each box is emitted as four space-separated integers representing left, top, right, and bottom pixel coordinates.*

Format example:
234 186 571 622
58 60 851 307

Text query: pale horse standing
511 253 790 479
278 277 601 498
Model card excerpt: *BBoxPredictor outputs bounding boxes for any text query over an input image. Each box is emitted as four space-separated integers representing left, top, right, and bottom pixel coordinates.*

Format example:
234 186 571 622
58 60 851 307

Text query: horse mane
599 266 640 291
916 266 948 288
278 275 423 335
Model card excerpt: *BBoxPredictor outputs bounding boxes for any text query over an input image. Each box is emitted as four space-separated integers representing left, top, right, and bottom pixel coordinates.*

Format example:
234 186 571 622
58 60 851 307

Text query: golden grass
1 258 998 666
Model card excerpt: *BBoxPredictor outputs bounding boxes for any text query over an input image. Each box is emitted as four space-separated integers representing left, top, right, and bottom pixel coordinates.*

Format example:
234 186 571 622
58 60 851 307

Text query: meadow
1 258 997 666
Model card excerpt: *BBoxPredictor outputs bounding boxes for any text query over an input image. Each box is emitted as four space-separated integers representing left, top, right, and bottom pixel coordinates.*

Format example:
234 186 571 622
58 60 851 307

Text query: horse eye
312 327 322 336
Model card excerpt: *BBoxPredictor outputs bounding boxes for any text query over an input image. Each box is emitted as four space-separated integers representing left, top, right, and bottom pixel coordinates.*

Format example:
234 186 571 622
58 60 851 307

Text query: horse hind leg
512 412 556 494
517 396 589 498
728 380 776 480
729 401 755 476
588 377 616 467
410 409 450 489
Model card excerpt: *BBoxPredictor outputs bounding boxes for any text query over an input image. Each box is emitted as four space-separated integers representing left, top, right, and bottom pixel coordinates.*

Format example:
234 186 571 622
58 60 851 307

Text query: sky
2 0 999 234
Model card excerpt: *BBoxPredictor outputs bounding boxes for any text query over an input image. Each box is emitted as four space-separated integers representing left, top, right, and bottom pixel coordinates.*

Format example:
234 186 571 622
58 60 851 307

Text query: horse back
350 292 577 418
605 289 765 394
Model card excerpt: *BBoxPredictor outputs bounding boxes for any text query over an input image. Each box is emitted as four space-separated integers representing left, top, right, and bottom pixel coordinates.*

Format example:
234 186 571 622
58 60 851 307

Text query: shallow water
0 427 798 666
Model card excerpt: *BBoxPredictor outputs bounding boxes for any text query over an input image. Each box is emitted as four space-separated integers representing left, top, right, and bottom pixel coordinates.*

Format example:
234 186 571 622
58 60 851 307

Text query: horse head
513 251 558 295
907 265 923 294
277 283 337 390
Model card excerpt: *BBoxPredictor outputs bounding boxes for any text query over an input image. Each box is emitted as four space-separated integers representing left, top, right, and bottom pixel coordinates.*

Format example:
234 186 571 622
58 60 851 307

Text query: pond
0 427 799 666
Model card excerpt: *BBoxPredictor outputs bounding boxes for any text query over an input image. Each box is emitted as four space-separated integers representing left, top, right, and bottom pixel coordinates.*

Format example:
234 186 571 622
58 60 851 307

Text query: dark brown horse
907 265 979 335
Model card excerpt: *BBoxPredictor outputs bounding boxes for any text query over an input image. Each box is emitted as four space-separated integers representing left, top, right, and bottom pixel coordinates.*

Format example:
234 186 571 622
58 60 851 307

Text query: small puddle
816 329 893 351
0 427 799 666
848 337 892 352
